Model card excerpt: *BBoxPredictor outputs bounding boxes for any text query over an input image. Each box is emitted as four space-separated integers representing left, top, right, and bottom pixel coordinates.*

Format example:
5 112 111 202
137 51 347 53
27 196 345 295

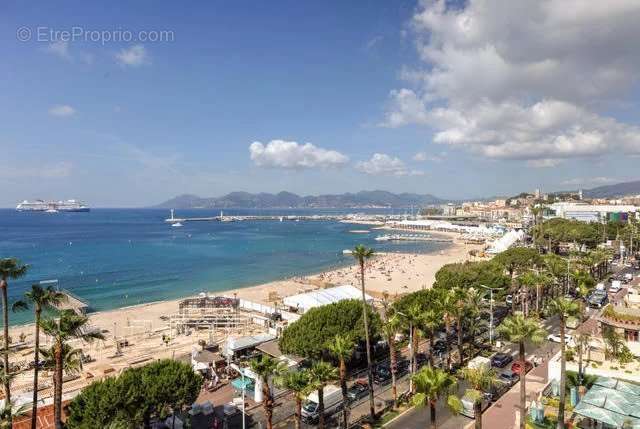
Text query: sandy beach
6 230 484 400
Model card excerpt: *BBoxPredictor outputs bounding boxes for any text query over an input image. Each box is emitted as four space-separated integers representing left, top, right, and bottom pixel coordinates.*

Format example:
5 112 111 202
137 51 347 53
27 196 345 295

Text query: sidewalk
480 343 558 429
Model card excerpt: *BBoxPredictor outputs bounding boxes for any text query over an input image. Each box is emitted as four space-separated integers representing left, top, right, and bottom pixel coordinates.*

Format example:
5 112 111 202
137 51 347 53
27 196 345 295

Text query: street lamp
479 284 504 345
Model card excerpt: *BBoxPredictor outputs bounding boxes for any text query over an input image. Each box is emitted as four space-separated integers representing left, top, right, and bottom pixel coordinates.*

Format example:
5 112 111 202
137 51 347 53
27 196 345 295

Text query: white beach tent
283 284 373 314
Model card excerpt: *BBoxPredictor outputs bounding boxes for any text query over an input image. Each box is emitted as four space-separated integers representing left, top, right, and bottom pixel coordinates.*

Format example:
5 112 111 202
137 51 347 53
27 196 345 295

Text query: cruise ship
16 199 90 212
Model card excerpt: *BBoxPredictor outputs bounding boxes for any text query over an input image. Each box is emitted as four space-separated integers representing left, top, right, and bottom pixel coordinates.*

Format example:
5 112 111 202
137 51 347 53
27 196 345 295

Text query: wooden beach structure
40 279 89 315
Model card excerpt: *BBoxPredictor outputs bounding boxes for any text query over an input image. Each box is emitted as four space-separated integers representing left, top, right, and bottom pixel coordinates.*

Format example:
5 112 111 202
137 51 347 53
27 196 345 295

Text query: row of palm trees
1 258 103 429
249 353 339 429
410 300 580 429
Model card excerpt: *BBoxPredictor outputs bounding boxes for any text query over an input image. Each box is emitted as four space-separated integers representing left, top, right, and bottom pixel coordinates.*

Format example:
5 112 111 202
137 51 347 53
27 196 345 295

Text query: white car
547 333 575 347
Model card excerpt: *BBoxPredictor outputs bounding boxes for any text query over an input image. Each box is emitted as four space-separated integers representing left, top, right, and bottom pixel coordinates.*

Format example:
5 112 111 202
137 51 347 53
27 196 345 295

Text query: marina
164 209 401 224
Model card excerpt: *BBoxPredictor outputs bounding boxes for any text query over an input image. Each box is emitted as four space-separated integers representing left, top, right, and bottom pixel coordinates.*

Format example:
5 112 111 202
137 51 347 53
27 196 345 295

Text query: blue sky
2 0 640 206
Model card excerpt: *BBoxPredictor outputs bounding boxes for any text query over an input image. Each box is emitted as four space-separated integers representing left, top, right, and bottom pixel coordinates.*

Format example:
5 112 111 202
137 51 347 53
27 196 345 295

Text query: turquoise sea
0 209 449 324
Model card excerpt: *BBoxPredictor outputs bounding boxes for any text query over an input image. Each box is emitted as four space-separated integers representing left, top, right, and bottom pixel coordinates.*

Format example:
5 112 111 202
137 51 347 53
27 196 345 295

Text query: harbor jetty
164 209 398 224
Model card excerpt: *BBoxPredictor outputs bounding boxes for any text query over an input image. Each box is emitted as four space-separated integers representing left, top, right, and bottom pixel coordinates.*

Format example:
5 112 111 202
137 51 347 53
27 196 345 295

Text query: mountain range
582 180 640 199
155 190 445 209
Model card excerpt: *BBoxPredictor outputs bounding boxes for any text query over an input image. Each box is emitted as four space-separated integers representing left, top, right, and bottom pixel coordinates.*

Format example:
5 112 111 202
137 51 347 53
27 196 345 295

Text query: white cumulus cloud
382 0 640 163
413 151 446 162
115 45 150 67
48 105 76 117
356 153 423 176
249 140 349 169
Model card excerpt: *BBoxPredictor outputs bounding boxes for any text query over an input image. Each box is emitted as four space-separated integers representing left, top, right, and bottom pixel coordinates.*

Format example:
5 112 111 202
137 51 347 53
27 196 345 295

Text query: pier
40 280 89 314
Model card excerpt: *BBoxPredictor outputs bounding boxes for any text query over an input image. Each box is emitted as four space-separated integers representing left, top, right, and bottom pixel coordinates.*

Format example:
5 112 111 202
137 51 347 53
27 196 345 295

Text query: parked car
547 333 575 347
373 365 392 384
415 352 429 366
433 339 448 354
396 358 410 375
346 380 369 403
498 371 520 386
483 381 510 402
460 390 490 418
511 360 533 375
609 280 622 293
588 291 608 308
491 353 513 368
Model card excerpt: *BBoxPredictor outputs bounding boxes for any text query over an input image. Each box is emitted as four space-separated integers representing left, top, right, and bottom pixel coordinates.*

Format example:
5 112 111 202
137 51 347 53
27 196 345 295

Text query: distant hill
155 190 445 209
583 180 640 198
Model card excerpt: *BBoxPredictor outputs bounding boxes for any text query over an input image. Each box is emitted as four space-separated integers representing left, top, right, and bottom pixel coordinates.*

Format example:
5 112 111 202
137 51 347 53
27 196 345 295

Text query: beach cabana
572 376 640 428
223 333 276 358
282 284 372 314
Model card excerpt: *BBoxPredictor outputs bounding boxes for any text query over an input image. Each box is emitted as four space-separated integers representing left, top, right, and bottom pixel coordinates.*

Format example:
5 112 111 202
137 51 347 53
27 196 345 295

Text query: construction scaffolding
169 307 251 335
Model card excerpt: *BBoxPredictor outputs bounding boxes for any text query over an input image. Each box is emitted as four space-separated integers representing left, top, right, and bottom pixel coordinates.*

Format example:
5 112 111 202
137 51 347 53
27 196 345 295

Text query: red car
511 360 533 375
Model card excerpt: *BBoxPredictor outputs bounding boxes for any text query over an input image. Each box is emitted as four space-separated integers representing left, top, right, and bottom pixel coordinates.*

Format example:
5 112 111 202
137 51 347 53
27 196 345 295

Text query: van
467 356 491 371
460 389 490 418
301 384 343 423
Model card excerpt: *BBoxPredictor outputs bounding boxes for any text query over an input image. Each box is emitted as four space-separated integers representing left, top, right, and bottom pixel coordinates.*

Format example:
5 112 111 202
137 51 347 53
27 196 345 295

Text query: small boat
45 208 59 213
171 222 183 227
342 249 352 254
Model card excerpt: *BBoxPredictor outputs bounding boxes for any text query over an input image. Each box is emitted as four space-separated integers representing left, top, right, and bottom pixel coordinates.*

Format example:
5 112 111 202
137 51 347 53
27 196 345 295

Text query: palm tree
575 332 591 384
381 316 401 408
249 354 286 429
449 288 470 367
547 298 581 429
0 368 28 428
400 302 423 391
40 342 83 376
0 400 29 429
464 288 483 348
352 244 376 420
275 369 312 429
497 314 546 429
0 258 28 406
438 291 457 371
308 360 338 429
39 310 104 429
411 365 457 429
421 309 442 366
326 334 355 428
457 366 498 429
13 284 66 429
570 270 595 299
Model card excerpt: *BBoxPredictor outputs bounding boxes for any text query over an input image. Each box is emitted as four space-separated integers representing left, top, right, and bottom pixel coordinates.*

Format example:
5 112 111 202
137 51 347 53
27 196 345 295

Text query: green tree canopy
532 218 603 250
433 260 510 293
279 299 381 358
66 359 202 428
493 247 544 275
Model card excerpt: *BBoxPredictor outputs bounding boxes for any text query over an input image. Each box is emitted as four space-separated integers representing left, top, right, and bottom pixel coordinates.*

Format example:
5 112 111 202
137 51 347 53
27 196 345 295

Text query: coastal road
386 316 561 429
